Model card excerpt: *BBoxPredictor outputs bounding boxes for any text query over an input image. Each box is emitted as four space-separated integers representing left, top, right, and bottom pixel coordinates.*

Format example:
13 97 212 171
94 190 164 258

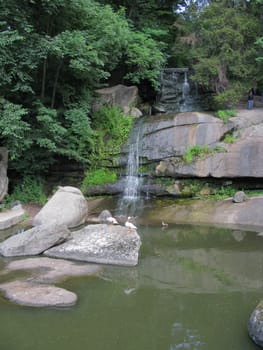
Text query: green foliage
176 1 262 105
223 134 236 143
215 109 237 124
0 98 32 161
124 31 166 90
91 106 132 167
0 0 167 176
183 145 210 163
210 186 237 200
81 168 117 191
5 176 47 205
183 143 226 163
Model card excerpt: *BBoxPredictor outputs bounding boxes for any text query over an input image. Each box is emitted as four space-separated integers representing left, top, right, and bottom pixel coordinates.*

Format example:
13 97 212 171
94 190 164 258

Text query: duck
106 216 119 225
162 221 168 227
125 217 137 232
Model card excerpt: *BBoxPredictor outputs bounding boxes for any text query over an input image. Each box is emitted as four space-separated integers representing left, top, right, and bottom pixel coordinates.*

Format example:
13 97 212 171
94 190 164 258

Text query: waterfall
182 71 190 99
117 119 144 217
154 67 209 113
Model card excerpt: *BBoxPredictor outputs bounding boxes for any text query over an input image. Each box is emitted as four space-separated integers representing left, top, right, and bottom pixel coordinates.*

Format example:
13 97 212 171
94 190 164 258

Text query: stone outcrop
0 223 71 257
248 301 263 347
0 147 8 202
93 84 139 116
33 186 88 228
0 203 26 230
142 196 263 229
44 224 141 266
141 112 227 160
141 109 263 178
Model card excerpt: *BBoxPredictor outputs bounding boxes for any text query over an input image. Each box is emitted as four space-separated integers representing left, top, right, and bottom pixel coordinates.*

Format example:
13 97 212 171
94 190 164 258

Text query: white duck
106 216 119 225
162 221 168 227
125 217 137 232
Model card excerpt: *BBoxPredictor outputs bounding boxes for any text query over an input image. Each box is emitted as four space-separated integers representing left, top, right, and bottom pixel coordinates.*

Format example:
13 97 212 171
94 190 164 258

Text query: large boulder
0 147 8 202
44 224 142 267
93 84 139 115
33 186 88 228
248 301 263 347
0 223 71 257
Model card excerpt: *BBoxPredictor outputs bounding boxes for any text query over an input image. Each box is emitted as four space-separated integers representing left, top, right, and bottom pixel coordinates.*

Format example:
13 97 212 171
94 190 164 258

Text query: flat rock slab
0 205 25 230
2 256 102 283
44 224 142 267
0 281 77 308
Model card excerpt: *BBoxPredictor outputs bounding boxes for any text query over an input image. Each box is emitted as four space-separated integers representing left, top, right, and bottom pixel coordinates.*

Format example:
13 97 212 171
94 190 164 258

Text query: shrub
183 145 210 163
81 168 117 192
5 176 47 205
223 134 236 143
215 109 237 124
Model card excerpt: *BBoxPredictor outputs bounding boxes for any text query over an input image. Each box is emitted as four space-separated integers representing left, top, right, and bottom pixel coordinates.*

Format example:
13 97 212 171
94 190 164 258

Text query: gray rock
44 224 141 267
93 84 139 115
0 204 26 230
232 191 247 203
0 223 71 257
248 301 263 347
33 186 88 228
98 210 112 223
0 281 77 308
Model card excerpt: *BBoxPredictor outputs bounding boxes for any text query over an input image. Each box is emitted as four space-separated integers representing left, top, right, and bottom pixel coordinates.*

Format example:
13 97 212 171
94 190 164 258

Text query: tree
173 0 262 107
0 0 166 175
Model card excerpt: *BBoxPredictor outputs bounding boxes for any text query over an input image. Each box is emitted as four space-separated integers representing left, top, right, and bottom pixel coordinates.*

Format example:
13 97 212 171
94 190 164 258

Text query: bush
215 109 237 124
5 176 47 205
81 168 117 192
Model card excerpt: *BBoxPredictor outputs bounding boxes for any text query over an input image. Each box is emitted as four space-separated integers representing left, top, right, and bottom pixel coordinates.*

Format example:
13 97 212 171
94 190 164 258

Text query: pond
0 222 262 350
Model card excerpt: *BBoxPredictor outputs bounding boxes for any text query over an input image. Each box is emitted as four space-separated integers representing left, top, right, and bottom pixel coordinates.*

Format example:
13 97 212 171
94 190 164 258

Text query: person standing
247 89 254 110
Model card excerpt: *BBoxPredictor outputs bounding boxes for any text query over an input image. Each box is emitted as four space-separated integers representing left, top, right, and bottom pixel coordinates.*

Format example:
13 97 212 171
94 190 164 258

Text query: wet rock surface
0 256 102 307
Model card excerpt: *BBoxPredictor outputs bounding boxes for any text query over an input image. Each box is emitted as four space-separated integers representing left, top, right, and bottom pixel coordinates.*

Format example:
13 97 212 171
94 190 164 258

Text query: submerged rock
44 224 141 267
0 281 77 308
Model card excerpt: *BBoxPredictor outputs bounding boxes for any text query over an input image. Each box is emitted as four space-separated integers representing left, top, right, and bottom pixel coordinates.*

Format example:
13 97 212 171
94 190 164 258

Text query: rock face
0 223 71 257
0 147 8 202
141 112 226 160
93 84 139 115
140 109 263 178
33 186 88 228
45 224 141 266
143 196 263 229
248 301 263 347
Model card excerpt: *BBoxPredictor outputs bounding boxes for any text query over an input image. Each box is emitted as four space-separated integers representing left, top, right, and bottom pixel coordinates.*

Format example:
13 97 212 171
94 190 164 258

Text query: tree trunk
40 58 47 102
51 61 63 109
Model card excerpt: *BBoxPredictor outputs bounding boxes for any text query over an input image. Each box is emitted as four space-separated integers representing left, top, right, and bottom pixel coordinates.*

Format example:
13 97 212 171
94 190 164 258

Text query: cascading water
154 68 209 113
117 118 144 218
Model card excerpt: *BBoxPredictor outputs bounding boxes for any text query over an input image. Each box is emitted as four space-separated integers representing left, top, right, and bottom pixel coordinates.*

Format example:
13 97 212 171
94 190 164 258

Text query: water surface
0 224 262 350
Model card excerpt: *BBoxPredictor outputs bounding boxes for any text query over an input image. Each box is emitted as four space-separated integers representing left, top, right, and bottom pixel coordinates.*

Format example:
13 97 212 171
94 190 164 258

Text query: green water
0 224 262 350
